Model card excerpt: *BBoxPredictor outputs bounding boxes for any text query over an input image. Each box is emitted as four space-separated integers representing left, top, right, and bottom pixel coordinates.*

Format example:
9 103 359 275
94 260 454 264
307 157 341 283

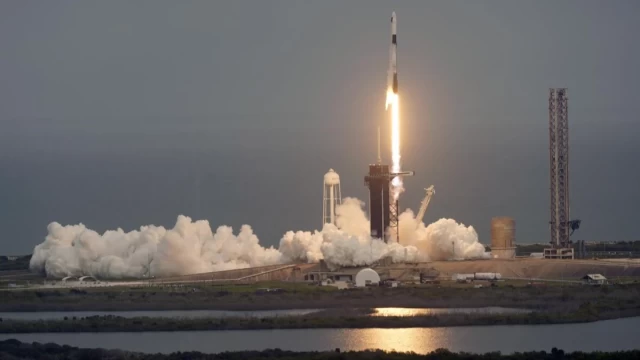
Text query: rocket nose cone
392 11 396 20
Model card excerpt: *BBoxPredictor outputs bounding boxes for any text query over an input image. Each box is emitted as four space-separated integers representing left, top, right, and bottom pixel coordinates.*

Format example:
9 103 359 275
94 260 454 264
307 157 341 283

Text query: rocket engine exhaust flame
387 12 403 200
387 90 403 199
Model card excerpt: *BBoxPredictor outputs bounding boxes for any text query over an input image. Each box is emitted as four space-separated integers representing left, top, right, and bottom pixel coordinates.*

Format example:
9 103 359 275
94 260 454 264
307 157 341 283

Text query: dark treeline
0 255 31 271
1 303 638 333
1 339 639 360
2 282 640 313
514 241 640 256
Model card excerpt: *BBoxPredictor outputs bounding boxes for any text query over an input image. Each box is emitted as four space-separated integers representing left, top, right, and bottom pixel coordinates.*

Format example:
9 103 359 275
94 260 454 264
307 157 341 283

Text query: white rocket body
388 11 398 94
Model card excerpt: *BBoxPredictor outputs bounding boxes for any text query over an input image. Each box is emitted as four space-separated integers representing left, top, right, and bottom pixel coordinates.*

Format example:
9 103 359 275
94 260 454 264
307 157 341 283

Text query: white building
582 274 607 285
355 268 380 287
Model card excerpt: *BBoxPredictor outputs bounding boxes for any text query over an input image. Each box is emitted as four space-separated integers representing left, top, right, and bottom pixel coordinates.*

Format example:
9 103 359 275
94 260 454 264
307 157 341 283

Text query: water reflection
1 317 638 354
354 328 447 353
371 307 530 317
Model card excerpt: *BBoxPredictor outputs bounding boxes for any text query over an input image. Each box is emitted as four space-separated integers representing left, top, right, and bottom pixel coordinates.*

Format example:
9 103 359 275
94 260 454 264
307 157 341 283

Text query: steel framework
387 170 414 243
549 88 570 248
364 165 414 243
389 196 399 241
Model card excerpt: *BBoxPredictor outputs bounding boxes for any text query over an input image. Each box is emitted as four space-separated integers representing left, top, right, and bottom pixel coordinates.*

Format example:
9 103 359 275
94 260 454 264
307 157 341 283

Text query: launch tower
545 88 580 259
365 164 391 240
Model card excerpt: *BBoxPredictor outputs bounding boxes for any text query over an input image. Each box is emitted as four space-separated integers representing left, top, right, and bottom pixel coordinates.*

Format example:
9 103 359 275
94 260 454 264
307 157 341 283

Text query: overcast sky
1 1 638 254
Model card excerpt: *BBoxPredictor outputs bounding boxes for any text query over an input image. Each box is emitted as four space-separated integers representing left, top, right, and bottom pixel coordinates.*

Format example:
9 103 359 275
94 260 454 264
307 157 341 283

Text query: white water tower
323 169 342 226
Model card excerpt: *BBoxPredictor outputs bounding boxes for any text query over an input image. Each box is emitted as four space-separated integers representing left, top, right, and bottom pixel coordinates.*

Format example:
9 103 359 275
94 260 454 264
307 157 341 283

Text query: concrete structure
490 217 516 259
304 266 363 284
322 169 342 226
575 240 587 259
355 268 380 287
544 247 574 259
150 264 307 285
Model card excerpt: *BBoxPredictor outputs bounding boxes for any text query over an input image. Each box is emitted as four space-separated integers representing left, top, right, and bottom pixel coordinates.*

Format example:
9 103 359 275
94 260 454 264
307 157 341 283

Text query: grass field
0 294 639 333
1 279 639 314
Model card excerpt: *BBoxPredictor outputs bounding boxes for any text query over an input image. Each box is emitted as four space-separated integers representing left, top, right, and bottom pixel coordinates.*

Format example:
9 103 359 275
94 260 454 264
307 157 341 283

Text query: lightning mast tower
546 88 574 259
323 169 342 226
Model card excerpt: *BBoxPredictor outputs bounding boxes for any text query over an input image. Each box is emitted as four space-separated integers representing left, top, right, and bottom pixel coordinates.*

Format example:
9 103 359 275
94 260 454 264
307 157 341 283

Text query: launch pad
364 164 414 243
364 164 390 241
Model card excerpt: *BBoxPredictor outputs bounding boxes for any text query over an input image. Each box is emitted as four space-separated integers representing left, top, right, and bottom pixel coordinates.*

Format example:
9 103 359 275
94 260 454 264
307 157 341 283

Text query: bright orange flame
386 89 402 200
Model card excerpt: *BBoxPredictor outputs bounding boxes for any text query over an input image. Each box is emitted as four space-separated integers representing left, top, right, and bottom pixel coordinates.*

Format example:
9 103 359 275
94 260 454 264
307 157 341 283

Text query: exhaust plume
30 198 488 279
386 90 403 199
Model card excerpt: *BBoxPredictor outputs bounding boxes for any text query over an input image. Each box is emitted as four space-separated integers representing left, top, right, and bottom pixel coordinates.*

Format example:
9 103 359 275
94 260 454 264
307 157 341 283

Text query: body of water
1 317 638 354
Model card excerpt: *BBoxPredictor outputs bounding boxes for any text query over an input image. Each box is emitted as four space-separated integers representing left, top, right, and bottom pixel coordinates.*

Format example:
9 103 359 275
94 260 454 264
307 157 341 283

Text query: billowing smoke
30 197 488 279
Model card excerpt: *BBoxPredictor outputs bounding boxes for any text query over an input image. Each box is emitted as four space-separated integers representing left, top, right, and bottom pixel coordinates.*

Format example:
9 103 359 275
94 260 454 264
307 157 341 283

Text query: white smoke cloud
30 197 488 279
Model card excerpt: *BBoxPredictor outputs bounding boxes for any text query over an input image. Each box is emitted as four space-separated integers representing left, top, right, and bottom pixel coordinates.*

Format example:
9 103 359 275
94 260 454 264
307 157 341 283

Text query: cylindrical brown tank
491 217 515 249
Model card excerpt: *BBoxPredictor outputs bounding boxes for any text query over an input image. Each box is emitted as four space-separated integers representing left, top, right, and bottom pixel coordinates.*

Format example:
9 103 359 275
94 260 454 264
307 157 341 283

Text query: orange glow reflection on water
370 307 529 317
372 308 440 317
339 328 452 353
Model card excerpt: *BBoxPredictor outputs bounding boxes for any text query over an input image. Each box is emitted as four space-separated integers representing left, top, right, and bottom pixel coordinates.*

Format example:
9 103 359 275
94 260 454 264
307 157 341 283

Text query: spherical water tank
491 217 515 249
355 268 380 287
324 169 340 185
323 169 342 226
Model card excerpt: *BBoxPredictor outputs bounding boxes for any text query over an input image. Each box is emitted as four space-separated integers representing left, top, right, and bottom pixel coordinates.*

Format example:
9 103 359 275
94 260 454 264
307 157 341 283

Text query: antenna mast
377 127 382 164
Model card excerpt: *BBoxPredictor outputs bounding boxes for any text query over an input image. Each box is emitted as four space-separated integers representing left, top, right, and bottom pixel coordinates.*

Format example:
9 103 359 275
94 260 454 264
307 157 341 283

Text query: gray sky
1 1 638 254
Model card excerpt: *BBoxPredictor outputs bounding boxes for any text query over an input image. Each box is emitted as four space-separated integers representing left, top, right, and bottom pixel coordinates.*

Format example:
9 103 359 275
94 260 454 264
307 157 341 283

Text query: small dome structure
355 268 380 287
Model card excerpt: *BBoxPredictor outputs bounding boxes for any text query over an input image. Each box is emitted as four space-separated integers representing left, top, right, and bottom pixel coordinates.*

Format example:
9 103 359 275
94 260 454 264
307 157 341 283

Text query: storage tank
452 274 475 281
474 272 502 280
322 169 342 227
491 217 516 259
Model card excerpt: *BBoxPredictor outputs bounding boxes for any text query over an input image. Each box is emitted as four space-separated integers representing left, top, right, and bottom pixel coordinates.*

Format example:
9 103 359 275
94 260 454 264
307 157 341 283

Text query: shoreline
0 282 637 331
0 302 546 312
1 339 638 359
1 308 639 333
0 289 559 312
